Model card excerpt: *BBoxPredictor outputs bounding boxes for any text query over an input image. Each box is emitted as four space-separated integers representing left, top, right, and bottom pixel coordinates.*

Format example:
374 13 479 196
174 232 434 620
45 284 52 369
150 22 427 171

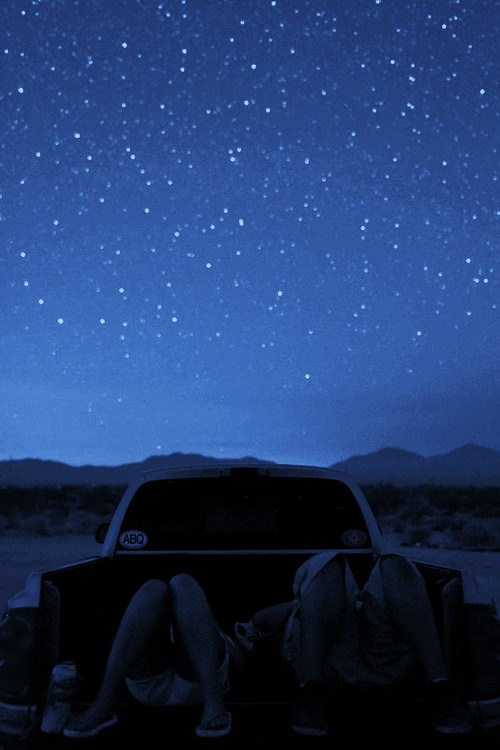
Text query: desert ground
0 534 101 611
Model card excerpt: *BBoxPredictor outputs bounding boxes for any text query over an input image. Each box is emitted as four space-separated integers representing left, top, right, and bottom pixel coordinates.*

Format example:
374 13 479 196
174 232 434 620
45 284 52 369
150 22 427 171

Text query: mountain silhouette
0 444 499 487
332 444 500 486
0 453 274 487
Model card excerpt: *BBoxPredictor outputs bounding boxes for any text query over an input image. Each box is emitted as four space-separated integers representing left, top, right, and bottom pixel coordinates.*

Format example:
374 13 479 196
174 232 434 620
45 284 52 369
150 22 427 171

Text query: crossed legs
377 554 449 683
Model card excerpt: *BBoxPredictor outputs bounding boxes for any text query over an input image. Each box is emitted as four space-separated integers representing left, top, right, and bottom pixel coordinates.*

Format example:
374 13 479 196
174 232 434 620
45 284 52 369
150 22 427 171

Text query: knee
134 578 169 606
379 554 425 591
379 553 419 578
168 573 203 600
313 555 346 589
301 555 346 608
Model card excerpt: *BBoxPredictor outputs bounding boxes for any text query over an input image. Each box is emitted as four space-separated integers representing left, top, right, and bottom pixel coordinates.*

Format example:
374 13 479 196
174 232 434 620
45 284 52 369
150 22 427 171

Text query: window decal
119 530 149 549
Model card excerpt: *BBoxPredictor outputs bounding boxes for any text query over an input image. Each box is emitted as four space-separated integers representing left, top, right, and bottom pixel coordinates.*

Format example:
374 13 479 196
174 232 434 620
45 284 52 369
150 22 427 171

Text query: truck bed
38 550 465 707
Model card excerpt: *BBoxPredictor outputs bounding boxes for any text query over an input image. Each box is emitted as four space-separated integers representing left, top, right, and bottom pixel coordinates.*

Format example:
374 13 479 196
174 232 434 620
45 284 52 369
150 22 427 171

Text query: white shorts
125 631 234 707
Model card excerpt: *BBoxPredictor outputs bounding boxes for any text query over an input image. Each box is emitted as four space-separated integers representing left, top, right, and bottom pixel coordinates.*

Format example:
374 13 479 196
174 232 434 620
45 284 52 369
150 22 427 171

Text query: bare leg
296 555 349 685
252 601 294 639
379 555 472 733
379 555 449 682
287 556 349 737
168 573 228 726
289 553 448 685
65 578 172 730
65 575 229 733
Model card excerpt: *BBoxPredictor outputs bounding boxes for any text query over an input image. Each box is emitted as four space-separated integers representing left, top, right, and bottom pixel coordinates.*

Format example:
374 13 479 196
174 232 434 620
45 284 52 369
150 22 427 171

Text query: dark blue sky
1 0 499 467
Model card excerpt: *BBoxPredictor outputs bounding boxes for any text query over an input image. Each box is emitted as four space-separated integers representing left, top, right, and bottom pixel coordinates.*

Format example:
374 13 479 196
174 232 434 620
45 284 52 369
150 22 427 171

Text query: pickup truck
1 462 500 747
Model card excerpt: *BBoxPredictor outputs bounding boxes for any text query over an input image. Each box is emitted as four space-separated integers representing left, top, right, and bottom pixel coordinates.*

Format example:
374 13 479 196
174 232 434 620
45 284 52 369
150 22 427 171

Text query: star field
1 0 499 466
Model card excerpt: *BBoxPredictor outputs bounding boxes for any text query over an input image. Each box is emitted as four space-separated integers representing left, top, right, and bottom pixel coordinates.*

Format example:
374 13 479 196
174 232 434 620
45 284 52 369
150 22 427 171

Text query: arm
252 601 294 639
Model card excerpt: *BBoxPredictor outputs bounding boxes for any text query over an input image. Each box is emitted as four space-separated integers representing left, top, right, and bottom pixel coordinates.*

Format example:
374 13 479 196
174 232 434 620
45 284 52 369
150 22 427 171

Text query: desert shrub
23 515 53 537
469 487 500 518
0 484 123 535
406 527 431 546
360 484 500 550
399 504 435 525
430 516 449 532
415 486 500 517
365 485 499 517
454 521 500 551
392 520 406 534
1 482 499 550
361 484 406 514
61 508 104 534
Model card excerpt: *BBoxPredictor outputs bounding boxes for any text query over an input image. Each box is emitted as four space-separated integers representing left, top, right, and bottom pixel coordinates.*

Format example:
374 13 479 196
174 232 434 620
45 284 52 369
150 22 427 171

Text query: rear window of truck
117 476 370 551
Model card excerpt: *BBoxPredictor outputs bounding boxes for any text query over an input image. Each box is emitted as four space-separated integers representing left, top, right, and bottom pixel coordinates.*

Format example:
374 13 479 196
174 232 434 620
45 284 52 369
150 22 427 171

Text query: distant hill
0 444 499 487
0 453 274 486
332 444 500 486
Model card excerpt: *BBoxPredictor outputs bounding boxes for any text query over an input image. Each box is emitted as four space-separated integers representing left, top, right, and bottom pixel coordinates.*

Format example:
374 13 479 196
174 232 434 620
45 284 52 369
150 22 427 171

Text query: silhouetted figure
63 574 243 739
63 554 472 741
236 552 473 737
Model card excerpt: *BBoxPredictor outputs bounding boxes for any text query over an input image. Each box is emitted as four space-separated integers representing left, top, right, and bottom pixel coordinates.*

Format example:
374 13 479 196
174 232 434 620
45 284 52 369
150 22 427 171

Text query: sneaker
234 621 264 653
289 681 329 738
428 679 473 735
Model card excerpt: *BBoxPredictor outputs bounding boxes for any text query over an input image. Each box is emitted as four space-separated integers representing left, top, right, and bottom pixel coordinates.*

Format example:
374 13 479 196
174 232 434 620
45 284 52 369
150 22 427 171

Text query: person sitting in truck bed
235 551 473 738
63 553 472 741
63 573 246 740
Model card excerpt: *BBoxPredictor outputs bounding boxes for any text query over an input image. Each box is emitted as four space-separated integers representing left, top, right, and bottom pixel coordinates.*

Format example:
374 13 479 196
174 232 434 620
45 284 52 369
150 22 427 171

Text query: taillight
0 611 35 703
465 603 500 698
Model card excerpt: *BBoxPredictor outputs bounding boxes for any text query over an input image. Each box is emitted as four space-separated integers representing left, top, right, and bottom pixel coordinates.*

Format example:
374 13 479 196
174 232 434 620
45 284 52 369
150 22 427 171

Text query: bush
363 484 500 550
1 483 499 550
0 484 124 535
454 521 500 551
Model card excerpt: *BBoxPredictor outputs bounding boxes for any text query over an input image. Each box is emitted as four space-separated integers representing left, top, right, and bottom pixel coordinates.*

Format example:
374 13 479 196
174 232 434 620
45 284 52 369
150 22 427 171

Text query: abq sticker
119 530 149 549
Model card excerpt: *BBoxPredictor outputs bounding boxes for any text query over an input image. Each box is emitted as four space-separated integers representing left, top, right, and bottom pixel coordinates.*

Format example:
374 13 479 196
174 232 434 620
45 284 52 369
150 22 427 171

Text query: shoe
289 681 329 738
195 711 232 738
62 713 118 738
289 703 329 737
428 679 473 735
234 621 264 653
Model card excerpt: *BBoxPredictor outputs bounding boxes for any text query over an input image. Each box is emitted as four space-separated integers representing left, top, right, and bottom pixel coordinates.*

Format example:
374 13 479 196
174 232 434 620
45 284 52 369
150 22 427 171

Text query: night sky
1 0 499 468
